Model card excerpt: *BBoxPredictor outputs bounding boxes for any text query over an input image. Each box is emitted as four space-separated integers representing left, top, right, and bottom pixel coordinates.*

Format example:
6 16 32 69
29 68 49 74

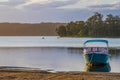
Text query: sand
0 67 120 80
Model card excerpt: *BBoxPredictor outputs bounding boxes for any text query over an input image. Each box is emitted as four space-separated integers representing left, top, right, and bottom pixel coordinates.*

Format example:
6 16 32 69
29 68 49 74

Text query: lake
0 36 120 72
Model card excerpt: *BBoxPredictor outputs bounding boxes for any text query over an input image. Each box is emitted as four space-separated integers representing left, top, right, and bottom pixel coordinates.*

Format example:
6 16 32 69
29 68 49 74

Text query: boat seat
84 47 107 53
98 47 107 53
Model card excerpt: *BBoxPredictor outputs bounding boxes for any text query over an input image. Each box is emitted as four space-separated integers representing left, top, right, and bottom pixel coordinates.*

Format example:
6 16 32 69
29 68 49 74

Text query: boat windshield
84 42 108 47
83 39 108 47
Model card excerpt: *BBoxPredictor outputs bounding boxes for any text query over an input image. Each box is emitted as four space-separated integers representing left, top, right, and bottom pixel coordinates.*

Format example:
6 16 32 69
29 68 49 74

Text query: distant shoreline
0 23 66 36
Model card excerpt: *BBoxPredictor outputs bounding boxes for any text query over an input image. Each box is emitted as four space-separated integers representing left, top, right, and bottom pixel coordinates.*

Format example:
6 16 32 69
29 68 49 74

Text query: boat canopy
84 40 108 45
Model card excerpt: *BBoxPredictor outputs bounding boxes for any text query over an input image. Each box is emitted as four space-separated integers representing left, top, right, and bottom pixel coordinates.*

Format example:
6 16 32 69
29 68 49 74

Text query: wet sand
0 67 120 80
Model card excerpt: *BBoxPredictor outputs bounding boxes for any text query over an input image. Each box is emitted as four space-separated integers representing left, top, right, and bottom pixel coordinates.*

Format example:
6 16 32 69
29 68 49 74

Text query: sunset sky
0 0 120 23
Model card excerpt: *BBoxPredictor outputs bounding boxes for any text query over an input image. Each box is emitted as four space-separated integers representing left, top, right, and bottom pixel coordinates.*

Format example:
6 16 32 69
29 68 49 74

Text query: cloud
0 0 87 23
0 0 120 23
0 0 9 2
0 0 26 6
17 0 80 10
1 0 119 11
88 2 120 11
22 0 79 6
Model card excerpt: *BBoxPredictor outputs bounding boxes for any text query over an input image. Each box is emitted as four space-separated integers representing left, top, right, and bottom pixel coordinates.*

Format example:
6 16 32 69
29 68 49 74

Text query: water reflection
84 63 111 72
67 48 83 54
109 49 120 58
0 47 120 72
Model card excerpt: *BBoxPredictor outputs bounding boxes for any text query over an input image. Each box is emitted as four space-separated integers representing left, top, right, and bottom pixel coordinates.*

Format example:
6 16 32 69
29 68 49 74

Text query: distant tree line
56 12 120 37
0 23 65 36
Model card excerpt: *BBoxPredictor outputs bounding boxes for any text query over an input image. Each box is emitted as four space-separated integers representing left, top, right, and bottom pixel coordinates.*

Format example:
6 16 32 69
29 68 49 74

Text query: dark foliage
56 12 120 37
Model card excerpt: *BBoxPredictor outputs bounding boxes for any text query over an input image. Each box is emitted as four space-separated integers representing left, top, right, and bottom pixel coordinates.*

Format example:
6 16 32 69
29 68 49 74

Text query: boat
83 39 111 66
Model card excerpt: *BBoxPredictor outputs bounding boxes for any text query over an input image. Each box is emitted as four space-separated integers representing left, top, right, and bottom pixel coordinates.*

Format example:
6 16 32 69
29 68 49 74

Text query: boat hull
83 53 110 65
84 63 111 72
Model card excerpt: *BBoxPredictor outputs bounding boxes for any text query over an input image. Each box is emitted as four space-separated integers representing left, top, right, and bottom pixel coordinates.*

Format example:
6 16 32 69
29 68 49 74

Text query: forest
0 23 65 36
56 12 120 37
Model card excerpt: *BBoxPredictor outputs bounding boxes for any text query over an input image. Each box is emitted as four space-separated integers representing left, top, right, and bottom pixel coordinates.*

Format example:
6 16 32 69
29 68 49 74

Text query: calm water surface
0 36 120 72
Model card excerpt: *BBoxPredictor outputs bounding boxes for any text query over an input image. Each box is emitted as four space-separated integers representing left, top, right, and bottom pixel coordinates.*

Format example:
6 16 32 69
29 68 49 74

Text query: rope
87 53 94 66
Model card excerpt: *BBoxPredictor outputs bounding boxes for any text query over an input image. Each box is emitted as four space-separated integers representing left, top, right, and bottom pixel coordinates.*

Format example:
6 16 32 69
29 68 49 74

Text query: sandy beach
0 67 120 80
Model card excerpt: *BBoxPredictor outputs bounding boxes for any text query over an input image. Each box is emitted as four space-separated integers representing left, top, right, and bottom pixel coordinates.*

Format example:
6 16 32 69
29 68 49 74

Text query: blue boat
83 40 111 66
